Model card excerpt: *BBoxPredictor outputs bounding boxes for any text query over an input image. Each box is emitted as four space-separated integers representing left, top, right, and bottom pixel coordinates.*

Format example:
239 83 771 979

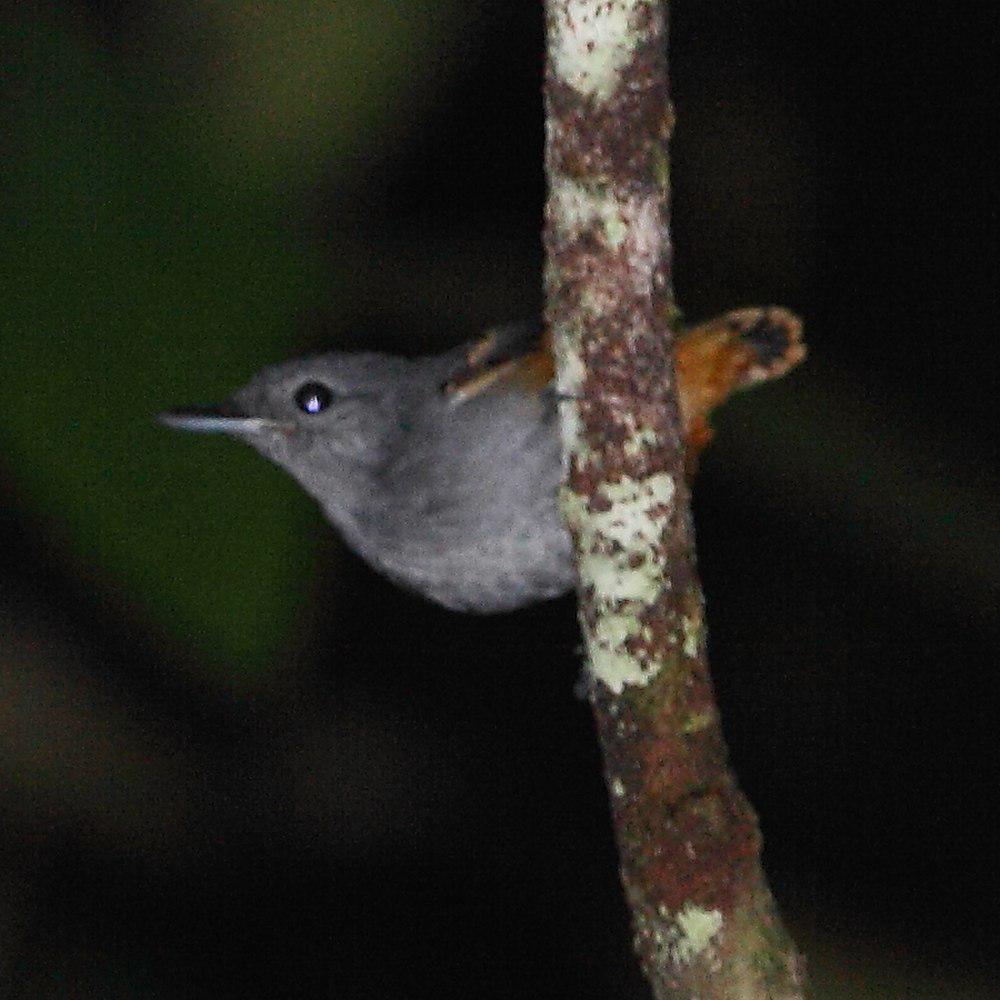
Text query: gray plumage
160 328 571 612
161 308 805 611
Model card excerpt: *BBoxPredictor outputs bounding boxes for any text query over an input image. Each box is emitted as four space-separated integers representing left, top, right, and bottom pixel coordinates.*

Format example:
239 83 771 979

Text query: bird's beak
157 404 278 435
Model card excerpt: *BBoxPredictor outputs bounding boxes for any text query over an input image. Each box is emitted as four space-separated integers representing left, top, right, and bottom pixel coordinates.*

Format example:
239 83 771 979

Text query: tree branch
543 2 806 995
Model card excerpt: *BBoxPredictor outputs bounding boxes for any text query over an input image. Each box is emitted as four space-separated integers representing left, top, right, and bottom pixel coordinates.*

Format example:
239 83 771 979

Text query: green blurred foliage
0 3 460 682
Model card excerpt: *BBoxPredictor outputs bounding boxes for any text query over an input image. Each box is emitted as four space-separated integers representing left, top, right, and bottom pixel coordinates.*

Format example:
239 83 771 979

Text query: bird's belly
366 410 571 612
436 521 574 612
370 507 574 613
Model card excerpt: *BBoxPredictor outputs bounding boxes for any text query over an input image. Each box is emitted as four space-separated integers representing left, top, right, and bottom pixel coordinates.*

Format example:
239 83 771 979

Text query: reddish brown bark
543 2 805 995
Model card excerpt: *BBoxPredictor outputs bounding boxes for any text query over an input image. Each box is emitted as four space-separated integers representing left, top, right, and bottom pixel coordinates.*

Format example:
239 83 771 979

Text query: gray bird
159 310 804 612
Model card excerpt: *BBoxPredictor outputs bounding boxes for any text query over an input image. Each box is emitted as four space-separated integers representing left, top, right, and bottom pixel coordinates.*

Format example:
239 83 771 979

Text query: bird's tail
674 306 806 472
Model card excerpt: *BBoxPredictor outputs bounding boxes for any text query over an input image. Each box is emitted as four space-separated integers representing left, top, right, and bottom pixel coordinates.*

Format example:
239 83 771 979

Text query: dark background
2 2 996 997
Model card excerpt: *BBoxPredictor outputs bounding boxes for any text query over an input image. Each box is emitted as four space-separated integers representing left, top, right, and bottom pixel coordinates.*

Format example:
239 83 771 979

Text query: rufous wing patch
444 321 553 403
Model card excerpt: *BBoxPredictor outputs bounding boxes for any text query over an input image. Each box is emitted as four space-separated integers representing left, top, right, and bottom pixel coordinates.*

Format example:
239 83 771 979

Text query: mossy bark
543 2 806 995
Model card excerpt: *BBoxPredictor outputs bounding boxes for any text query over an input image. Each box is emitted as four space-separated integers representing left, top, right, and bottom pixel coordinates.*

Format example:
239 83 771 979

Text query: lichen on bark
543 2 806 996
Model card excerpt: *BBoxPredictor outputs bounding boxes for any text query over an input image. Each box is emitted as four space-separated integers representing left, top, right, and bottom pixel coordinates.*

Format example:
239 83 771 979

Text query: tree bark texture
543 3 806 996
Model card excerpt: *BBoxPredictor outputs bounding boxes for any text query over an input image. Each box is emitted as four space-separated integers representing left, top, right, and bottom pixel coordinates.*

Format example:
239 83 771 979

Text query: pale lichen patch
586 552 660 604
562 473 678 694
644 902 723 968
566 473 675 604
623 193 662 300
680 711 715 735
590 642 651 693
549 175 629 250
553 332 593 470
592 610 640 648
553 330 588 397
587 474 676 547
681 613 701 658
556 402 591 473
588 609 654 693
621 424 662 459
549 0 646 101
672 903 723 965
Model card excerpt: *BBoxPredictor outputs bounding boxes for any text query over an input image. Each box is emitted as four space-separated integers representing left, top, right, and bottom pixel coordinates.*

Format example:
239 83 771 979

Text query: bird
160 308 804 613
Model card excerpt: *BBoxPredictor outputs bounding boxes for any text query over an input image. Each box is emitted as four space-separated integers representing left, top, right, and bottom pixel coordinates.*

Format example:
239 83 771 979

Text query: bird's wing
442 320 554 404
443 308 805 468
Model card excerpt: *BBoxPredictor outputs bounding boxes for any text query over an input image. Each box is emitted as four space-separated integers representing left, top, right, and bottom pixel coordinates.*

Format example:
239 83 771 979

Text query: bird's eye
294 381 333 414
